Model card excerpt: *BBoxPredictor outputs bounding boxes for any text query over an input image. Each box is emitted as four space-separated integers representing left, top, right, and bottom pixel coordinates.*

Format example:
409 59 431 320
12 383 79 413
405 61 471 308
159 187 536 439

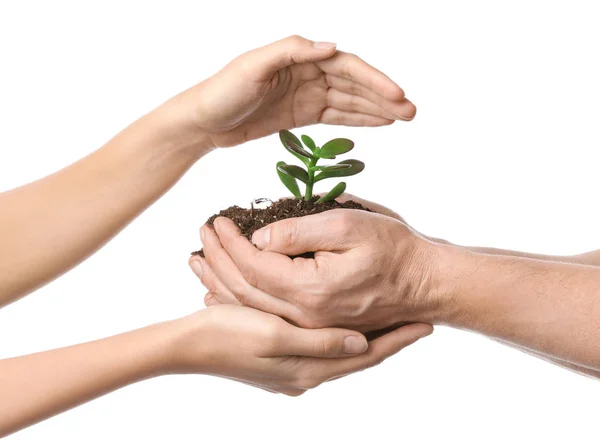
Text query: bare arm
438 246 600 371
0 305 429 437
0 320 171 437
452 244 600 266
195 193 600 377
0 106 208 306
0 36 416 308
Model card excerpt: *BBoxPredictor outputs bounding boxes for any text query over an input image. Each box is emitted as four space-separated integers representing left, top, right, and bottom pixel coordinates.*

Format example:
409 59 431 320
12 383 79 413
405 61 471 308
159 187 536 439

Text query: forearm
429 236 600 266
494 338 600 380
440 241 600 375
0 102 210 307
462 245 600 266
0 321 174 437
437 246 600 370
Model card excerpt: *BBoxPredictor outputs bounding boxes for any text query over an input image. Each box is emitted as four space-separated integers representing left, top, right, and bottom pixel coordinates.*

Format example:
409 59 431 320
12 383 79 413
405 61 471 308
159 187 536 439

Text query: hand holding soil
165 305 431 396
191 196 443 333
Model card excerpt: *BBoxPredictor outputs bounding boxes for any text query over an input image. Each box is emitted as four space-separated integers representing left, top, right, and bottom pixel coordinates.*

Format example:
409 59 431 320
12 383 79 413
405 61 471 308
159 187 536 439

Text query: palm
188 39 416 148
221 63 329 146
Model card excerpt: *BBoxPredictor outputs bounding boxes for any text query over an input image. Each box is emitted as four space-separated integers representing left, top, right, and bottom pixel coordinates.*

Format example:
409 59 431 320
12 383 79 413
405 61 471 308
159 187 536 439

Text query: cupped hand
166 304 432 396
189 196 446 332
169 35 416 148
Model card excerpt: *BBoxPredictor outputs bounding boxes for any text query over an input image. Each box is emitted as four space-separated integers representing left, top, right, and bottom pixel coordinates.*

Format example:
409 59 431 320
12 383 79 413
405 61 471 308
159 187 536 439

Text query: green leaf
316 182 347 203
319 153 337 159
279 130 312 165
301 135 317 152
276 161 302 198
320 138 354 156
277 163 309 184
314 159 365 182
320 163 352 172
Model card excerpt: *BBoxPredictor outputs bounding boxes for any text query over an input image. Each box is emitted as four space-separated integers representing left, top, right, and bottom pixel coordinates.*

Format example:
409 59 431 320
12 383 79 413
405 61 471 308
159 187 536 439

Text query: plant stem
305 157 319 201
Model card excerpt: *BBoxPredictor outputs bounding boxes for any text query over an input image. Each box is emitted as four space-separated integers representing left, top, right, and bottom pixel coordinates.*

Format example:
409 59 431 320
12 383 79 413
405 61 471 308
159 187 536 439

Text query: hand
165 305 432 396
190 196 447 332
167 35 416 148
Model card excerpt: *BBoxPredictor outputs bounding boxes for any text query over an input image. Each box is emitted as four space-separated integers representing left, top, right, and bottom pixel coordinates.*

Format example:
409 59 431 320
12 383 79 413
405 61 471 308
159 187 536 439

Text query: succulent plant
276 129 365 203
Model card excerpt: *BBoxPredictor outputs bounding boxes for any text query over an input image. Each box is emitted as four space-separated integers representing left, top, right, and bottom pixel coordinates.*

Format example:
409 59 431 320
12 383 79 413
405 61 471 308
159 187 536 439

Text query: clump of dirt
192 196 370 258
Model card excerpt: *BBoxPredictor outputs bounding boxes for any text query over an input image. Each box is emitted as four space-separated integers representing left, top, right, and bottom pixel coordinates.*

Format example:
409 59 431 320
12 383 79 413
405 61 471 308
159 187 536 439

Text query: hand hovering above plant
277 129 364 203
169 35 416 148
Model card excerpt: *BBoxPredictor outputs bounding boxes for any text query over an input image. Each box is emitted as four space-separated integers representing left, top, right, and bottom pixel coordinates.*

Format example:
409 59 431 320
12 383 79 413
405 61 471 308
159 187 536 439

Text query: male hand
169 35 416 148
190 196 448 332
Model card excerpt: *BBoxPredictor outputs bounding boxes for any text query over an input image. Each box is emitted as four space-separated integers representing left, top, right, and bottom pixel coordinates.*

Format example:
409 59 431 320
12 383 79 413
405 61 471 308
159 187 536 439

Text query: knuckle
238 261 260 288
286 35 305 46
265 318 283 341
295 375 320 390
233 289 249 306
367 354 386 369
285 389 306 397
274 219 299 250
313 336 335 357
231 54 254 76
330 211 354 236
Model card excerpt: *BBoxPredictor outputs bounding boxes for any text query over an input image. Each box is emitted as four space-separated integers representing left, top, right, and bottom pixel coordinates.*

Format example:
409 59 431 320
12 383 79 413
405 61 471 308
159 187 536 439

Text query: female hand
166 305 432 396
168 35 416 148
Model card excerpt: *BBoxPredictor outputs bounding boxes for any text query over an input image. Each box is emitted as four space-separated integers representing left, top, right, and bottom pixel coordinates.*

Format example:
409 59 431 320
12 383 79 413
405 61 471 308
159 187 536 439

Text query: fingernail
313 41 337 50
344 335 368 354
213 218 221 234
190 259 203 278
252 227 270 249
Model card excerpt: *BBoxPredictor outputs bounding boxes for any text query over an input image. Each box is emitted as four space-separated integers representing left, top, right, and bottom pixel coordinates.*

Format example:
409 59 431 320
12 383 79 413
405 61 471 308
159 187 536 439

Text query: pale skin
193 194 600 379
0 36 429 437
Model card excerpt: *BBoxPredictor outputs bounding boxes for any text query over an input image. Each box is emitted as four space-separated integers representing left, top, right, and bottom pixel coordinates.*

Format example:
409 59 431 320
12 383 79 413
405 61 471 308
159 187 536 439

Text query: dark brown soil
192 196 370 258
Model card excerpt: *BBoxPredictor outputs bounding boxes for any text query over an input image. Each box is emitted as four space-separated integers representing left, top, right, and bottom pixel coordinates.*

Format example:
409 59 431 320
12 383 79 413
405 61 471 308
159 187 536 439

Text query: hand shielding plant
277 129 365 203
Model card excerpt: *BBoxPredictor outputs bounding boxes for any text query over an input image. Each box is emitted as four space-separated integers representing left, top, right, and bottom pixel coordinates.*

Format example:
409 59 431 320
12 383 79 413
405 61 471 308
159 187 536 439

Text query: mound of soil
192 196 370 258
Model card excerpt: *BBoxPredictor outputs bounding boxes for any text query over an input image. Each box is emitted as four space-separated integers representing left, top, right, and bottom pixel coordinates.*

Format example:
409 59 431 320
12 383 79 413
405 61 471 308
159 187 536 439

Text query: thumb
242 35 337 79
286 326 369 358
251 210 355 255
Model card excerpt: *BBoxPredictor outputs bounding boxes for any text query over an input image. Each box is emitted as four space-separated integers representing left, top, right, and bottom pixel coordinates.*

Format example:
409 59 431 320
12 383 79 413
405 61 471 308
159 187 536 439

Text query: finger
314 323 433 378
326 88 400 120
189 256 240 305
282 326 369 358
204 292 221 307
317 51 406 102
320 108 394 127
326 74 417 121
334 193 405 222
249 209 363 254
212 217 320 292
241 35 337 80
201 224 302 317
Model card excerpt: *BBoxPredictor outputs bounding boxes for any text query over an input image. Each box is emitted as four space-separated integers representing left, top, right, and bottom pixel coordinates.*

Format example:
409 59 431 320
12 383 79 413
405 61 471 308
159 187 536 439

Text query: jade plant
276 129 365 203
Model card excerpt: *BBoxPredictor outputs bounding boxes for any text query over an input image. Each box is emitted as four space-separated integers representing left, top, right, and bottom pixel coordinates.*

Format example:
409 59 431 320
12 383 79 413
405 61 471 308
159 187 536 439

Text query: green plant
276 129 365 203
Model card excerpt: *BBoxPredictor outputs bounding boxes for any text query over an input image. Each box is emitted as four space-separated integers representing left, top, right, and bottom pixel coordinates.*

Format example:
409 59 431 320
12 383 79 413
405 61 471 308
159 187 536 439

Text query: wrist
152 311 214 376
140 98 216 161
125 320 189 379
413 239 476 325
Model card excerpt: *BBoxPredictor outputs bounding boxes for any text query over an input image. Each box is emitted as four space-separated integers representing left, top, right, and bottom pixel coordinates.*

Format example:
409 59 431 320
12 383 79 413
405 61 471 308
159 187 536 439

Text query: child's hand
167 35 416 149
164 305 432 396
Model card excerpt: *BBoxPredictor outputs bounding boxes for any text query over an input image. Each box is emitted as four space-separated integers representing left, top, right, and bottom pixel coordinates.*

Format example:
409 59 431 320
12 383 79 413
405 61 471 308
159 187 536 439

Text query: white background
1 0 599 438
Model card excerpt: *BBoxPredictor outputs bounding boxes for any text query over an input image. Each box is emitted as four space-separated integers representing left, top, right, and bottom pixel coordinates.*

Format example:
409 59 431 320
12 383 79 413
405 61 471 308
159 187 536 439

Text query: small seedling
276 129 365 203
